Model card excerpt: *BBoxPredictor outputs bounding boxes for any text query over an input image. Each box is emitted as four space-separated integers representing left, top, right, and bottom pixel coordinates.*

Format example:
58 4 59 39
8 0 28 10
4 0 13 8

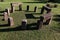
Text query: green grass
3 0 34 2
0 0 60 40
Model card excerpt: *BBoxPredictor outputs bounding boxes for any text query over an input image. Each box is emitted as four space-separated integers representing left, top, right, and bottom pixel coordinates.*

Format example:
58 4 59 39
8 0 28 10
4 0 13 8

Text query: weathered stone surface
3 12 8 21
8 17 14 26
21 19 27 29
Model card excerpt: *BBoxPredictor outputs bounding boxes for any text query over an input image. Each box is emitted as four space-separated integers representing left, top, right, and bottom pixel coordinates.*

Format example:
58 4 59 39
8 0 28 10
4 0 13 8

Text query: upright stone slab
5 8 10 16
27 5 29 11
34 6 37 12
43 12 52 25
19 5 22 11
44 18 51 25
3 12 8 21
8 17 14 26
21 19 27 29
54 4 57 8
37 16 44 29
11 6 15 13
10 3 15 13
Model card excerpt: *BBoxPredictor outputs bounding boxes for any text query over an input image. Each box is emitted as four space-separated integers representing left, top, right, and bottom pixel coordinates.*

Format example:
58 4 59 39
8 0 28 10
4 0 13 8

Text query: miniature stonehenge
0 3 53 29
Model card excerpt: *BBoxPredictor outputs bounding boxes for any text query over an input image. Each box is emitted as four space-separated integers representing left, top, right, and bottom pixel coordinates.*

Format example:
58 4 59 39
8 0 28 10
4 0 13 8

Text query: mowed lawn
0 0 60 40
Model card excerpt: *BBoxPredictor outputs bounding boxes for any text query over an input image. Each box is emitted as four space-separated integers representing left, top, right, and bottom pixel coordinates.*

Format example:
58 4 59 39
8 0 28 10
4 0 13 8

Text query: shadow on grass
0 24 9 27
25 14 41 19
0 10 4 16
53 15 60 22
25 14 35 19
0 10 5 13
53 15 60 17
27 23 38 30
25 11 34 12
0 23 39 32
53 18 60 22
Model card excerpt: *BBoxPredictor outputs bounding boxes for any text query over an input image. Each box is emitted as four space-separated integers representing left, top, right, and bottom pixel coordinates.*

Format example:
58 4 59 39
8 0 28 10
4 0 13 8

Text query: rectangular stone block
26 5 29 11
3 12 8 21
21 19 27 29
11 6 15 13
42 12 52 25
8 17 14 26
5 8 10 16
19 5 22 11
43 12 52 20
37 20 43 29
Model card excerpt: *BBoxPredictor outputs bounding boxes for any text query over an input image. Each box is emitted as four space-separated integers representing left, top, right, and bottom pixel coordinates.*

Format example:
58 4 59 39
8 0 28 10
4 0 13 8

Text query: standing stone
27 5 29 11
37 16 44 29
8 17 14 26
21 19 27 29
34 6 37 12
3 12 8 21
19 5 22 11
11 3 15 13
43 12 52 25
5 8 10 16
11 6 15 13
54 4 57 8
44 18 51 25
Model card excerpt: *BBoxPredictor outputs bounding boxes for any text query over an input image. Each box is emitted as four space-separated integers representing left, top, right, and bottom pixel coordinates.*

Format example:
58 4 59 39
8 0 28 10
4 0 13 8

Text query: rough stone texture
8 17 14 26
21 19 27 29
5 8 10 16
3 12 8 21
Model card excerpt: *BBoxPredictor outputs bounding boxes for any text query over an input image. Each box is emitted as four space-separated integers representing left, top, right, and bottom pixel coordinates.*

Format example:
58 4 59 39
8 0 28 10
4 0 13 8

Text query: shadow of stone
0 11 5 13
0 14 3 16
25 14 40 19
53 15 60 22
25 14 35 19
0 23 39 32
0 24 9 27
53 18 60 22
25 11 34 12
27 23 39 30
53 15 60 17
